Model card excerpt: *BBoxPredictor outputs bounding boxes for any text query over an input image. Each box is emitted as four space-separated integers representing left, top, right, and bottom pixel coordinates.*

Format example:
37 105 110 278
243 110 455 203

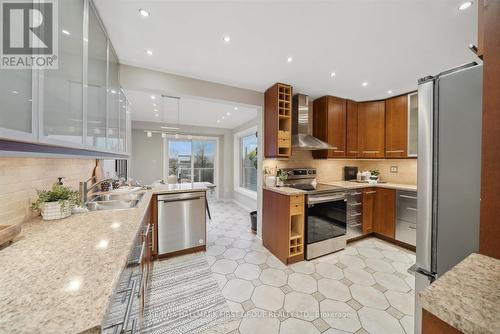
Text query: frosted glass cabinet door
408 92 418 157
87 5 107 150
107 47 120 152
0 69 35 141
119 89 127 153
42 0 84 146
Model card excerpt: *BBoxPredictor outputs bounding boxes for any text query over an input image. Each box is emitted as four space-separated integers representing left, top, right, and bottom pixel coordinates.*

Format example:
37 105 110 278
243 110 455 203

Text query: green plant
370 169 381 177
277 169 288 182
31 183 81 211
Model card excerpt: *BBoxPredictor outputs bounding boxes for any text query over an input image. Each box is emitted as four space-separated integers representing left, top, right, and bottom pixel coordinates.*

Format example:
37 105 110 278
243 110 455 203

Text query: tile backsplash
0 158 96 226
263 150 417 184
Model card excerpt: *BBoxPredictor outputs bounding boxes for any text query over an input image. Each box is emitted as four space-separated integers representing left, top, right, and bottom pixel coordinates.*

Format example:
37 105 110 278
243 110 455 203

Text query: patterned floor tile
385 291 415 315
284 291 319 321
318 278 351 302
280 317 321 334
316 262 344 280
234 263 261 281
251 285 285 311
320 299 361 332
350 284 390 310
222 279 254 303
288 272 318 294
260 268 287 287
358 307 406 334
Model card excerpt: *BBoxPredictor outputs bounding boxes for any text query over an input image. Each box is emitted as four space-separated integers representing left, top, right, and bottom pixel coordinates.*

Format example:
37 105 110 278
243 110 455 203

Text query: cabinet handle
407 207 417 211
400 194 417 200
385 150 405 153
408 225 416 230
350 192 362 195
349 202 362 206
363 151 380 154
364 191 376 194
349 151 359 153
349 213 362 217
151 223 155 253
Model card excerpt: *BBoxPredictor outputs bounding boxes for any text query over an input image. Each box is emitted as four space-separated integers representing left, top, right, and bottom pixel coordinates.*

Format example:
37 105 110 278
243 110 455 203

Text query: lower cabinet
263 190 305 264
374 188 396 238
362 188 376 234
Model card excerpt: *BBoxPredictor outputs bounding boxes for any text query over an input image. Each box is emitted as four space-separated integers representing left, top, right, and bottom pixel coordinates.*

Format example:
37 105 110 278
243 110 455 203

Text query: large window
238 131 258 192
166 138 216 184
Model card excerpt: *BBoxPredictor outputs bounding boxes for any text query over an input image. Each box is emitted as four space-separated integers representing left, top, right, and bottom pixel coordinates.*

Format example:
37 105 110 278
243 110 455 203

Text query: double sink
86 191 146 211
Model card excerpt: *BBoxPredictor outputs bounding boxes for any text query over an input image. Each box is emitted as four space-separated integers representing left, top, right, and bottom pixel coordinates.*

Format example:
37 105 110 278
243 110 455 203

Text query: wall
130 130 164 185
263 150 417 185
0 158 95 226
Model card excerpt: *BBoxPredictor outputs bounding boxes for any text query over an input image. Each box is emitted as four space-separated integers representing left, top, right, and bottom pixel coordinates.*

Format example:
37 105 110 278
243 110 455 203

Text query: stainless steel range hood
292 94 334 150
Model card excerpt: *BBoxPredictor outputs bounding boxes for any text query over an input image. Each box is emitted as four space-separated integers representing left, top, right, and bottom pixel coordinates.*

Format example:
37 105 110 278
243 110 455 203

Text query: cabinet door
385 95 407 158
358 101 385 158
107 47 120 152
119 89 127 153
327 96 346 157
0 69 36 142
374 188 396 238
86 5 107 150
407 93 418 157
312 97 328 159
41 0 84 147
346 100 358 157
362 188 376 234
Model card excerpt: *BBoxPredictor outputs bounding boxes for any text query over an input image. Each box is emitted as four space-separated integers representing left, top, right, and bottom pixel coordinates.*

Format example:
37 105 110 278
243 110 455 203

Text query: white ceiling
94 0 478 101
126 90 258 129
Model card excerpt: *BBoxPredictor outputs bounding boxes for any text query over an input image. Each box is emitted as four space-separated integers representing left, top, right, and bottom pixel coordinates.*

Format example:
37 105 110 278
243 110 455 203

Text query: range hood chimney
292 94 334 150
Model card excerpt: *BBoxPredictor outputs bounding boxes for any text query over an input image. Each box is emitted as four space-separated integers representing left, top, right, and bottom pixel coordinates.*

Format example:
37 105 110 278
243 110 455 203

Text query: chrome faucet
79 176 114 205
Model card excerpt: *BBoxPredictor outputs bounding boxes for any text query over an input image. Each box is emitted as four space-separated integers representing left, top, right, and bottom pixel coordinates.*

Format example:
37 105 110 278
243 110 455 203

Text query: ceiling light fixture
139 8 150 17
161 133 167 138
146 50 153 56
161 126 180 130
226 112 231 116
458 1 473 10
330 72 336 77
287 56 293 63
12 90 18 94
234 107 238 111
154 113 159 117
151 95 156 100
223 35 231 43
62 29 70 35
362 82 368 87
153 103 157 107
387 90 393 94
146 131 152 137
217 120 220 123
221 116 225 119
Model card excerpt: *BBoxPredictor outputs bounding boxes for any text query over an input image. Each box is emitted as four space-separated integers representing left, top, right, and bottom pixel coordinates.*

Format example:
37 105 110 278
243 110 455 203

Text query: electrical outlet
390 166 398 173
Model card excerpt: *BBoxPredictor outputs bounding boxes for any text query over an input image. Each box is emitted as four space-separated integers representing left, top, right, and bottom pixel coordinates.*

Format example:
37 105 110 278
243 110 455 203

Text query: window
238 131 258 192
166 139 216 184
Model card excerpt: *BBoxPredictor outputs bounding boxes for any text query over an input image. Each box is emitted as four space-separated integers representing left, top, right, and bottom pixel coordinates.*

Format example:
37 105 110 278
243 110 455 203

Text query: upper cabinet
385 95 408 158
407 93 418 157
358 101 385 158
264 83 292 159
312 96 346 158
346 100 359 158
107 47 120 152
41 0 85 147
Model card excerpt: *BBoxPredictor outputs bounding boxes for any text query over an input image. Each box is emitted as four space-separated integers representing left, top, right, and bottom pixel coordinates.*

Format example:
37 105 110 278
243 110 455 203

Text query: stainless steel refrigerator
414 62 482 333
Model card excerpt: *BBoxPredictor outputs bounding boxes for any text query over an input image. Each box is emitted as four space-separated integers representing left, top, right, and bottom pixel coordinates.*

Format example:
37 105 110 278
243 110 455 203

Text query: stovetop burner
288 183 343 194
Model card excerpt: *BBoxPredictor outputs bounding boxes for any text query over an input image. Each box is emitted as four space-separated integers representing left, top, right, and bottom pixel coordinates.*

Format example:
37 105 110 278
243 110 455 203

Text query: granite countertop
419 253 500 334
264 181 417 195
150 181 209 194
0 191 154 334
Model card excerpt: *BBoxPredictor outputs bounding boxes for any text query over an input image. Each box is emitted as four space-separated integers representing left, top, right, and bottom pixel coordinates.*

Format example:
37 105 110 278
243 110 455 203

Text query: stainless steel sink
85 192 145 211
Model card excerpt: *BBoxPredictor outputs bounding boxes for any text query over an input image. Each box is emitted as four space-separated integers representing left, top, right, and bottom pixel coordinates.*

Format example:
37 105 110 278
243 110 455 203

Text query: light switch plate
390 166 398 173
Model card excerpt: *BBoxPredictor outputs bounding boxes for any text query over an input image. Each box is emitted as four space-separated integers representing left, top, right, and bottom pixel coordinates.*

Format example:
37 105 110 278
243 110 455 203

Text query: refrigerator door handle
415 267 437 282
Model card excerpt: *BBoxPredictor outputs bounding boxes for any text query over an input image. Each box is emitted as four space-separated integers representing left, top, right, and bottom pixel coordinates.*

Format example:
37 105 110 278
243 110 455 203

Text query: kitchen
0 1 499 334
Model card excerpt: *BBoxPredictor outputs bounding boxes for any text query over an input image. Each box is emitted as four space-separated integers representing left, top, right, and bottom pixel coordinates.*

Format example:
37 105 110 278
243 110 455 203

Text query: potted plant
276 169 288 187
31 183 81 220
369 169 381 181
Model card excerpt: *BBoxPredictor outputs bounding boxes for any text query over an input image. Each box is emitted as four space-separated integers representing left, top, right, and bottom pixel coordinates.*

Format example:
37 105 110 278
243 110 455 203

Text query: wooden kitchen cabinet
346 100 359 157
374 188 396 238
385 95 408 158
358 101 386 158
362 188 376 234
312 96 347 158
263 190 305 264
264 83 292 158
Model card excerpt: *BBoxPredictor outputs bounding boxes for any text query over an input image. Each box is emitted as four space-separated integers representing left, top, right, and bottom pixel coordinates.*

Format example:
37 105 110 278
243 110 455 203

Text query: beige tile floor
204 202 416 334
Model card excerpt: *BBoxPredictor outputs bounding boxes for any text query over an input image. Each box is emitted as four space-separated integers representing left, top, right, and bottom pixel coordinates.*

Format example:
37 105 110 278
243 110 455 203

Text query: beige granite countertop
264 181 416 195
419 253 500 334
0 191 154 334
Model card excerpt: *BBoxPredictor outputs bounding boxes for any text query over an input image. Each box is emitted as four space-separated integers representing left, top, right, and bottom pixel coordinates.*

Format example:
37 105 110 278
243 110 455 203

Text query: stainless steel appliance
291 94 334 150
415 62 482 333
395 190 417 246
157 191 206 255
344 166 358 181
282 168 347 259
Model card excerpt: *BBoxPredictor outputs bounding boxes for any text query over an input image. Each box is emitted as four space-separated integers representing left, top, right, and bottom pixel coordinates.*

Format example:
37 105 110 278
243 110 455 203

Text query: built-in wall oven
306 191 347 260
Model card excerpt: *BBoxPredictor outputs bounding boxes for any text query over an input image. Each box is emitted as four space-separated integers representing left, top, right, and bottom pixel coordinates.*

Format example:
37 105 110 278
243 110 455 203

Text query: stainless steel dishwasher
157 191 206 255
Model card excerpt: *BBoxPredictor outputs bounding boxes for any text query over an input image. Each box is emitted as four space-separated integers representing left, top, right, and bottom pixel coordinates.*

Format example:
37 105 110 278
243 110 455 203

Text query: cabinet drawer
396 191 417 223
278 138 290 148
290 194 304 205
290 203 304 216
278 130 290 140
395 220 416 246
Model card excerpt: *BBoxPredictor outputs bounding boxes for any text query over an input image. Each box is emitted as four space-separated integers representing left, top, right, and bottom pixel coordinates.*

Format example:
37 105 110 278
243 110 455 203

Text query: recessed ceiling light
387 90 393 94
330 72 336 77
222 116 225 119
226 112 231 116
161 133 167 138
217 120 220 123
110 90 117 94
362 82 368 87
154 113 159 117
458 1 473 10
234 107 238 111
223 35 231 43
146 50 153 56
62 29 70 35
153 103 157 107
151 95 156 100
139 8 150 17
287 56 293 63
12 90 18 94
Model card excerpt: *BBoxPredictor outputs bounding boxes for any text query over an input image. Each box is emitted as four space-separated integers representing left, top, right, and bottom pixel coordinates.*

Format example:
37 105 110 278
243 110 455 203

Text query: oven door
306 195 347 245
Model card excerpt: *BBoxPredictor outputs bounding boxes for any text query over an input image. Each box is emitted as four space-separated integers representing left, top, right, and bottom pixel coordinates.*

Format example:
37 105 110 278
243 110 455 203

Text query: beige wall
263 151 417 184
0 158 95 226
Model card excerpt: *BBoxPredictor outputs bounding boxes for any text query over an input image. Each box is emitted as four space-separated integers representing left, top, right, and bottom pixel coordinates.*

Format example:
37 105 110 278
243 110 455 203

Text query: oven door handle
308 195 346 205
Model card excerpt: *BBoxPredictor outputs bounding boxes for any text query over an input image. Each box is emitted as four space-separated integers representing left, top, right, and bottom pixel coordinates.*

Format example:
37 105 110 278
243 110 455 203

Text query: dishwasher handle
160 197 203 204
157 192 205 202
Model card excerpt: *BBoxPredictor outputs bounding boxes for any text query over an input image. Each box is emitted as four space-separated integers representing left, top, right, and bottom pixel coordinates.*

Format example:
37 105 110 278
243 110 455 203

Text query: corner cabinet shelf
265 83 293 159
263 190 305 264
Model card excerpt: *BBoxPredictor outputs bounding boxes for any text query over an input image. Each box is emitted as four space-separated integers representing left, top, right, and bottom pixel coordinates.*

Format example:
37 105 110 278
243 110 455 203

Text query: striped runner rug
142 255 231 334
